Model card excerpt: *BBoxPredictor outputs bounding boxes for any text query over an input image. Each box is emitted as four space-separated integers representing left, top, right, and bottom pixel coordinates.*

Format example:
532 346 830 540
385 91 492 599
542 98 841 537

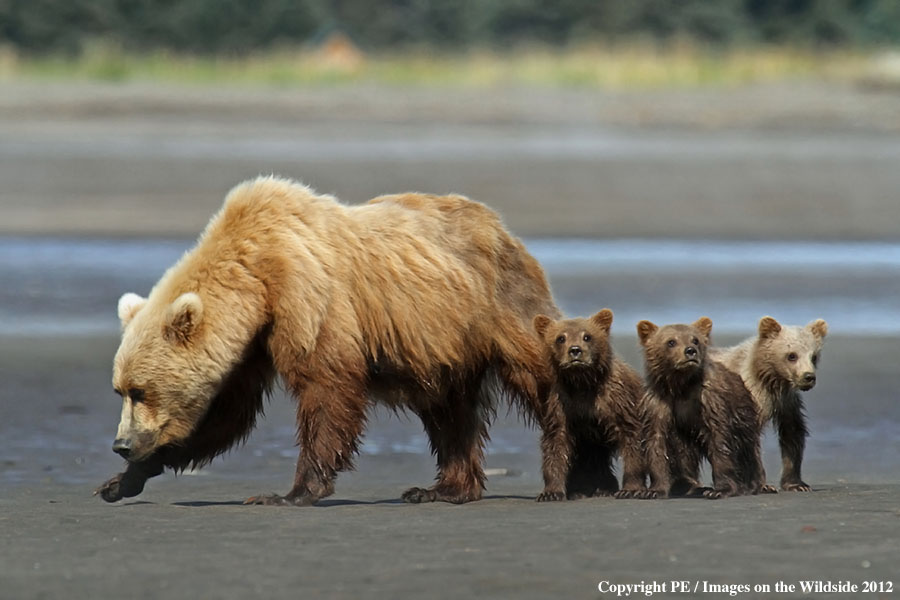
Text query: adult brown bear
95 177 568 506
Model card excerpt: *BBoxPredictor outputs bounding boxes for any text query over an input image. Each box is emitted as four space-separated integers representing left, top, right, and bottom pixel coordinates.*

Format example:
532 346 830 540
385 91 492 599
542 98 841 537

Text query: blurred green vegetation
3 0 900 55
0 0 897 88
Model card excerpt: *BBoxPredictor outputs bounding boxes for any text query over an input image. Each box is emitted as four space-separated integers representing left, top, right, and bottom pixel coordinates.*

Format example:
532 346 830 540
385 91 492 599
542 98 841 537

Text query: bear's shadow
171 494 536 507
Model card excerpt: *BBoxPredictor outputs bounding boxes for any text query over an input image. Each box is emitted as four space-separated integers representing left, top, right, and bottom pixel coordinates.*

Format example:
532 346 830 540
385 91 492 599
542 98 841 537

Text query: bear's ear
693 316 713 339
808 319 828 340
118 293 147 328
758 316 782 339
163 293 204 345
590 308 613 333
636 320 658 346
533 314 553 337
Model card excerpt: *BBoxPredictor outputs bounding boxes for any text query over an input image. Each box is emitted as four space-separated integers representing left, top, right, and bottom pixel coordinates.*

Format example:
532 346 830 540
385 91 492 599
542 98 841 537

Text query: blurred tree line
2 0 900 55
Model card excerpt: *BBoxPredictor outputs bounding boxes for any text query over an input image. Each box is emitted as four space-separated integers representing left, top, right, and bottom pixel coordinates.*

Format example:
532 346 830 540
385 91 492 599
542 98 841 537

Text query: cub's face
534 309 614 373
755 317 827 392
637 317 712 376
110 292 215 463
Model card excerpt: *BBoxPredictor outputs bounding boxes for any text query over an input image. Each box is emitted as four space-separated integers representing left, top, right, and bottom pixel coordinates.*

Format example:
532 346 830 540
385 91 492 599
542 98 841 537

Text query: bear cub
638 317 775 499
534 309 648 499
711 316 827 491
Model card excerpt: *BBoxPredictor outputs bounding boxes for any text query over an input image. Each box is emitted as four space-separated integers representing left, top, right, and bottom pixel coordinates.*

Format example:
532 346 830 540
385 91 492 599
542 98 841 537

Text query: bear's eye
692 337 699 345
555 335 566 345
113 388 123 397
128 388 146 403
787 352 798 362
812 353 819 366
667 339 677 348
583 334 592 343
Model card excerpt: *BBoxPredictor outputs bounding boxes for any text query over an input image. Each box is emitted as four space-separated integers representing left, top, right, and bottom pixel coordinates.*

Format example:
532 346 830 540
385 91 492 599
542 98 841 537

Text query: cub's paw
401 487 437 504
782 481 812 492
702 489 724 500
535 489 565 502
638 489 666 499
760 484 778 494
614 489 635 499
243 493 316 507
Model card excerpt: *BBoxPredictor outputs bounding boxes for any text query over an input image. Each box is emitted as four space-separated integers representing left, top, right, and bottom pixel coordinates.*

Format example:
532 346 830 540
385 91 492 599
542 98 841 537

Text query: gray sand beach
1 81 899 598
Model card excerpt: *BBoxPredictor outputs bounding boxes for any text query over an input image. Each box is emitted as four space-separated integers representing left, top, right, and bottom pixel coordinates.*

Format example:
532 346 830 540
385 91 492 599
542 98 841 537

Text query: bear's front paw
94 474 125 502
781 481 811 492
760 484 778 494
94 471 148 503
535 489 565 502
401 487 437 504
243 493 316 507
702 489 724 499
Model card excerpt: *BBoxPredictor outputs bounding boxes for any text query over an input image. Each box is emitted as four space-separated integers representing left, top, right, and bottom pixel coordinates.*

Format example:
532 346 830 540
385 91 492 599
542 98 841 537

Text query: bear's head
111 291 219 463
637 317 712 390
533 309 614 386
753 316 827 392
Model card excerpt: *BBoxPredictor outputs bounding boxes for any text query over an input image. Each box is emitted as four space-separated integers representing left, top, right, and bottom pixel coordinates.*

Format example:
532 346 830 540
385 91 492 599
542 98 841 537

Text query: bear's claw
401 487 437 504
94 471 148 503
782 481 812 492
535 489 565 502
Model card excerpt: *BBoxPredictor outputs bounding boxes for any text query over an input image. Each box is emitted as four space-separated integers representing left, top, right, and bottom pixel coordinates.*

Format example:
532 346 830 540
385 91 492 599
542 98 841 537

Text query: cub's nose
112 438 132 459
568 346 583 358
802 372 816 385
684 346 697 358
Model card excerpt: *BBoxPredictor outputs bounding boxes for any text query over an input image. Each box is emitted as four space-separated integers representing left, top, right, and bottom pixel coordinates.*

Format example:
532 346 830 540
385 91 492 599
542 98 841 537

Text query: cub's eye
812 353 820 366
113 388 123 397
667 339 677 348
583 334 592 343
555 335 566 345
692 337 699 345
787 353 798 362
128 388 146 403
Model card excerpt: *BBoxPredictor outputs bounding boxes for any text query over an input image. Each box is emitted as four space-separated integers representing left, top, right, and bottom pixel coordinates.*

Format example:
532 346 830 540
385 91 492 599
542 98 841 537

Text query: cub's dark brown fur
638 317 774 499
534 309 647 499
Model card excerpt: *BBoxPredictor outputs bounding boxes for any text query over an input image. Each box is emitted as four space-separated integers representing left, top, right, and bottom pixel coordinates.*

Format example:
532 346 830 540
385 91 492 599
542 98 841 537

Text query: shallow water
2 236 899 336
1 235 899 487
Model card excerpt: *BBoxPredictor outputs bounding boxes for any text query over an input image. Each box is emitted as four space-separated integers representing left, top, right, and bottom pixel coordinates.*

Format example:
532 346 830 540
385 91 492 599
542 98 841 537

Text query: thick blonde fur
103 176 562 506
711 317 827 491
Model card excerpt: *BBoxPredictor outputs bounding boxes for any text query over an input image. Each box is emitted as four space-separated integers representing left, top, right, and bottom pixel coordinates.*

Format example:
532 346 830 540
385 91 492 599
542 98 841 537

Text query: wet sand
1 334 898 599
2 80 899 598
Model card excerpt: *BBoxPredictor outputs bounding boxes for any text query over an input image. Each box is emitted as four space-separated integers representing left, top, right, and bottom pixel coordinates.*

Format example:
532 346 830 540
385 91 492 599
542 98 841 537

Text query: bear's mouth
797 381 816 391
675 358 701 369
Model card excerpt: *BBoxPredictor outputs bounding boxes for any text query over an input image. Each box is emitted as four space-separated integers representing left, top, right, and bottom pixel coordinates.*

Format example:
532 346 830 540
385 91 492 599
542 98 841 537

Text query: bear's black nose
684 346 697 358
112 438 132 459
568 346 582 358
802 372 816 384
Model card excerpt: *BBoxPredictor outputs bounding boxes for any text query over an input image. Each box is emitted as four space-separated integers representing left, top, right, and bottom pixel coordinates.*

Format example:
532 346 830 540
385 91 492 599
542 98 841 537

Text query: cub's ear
163 293 204 345
636 320 658 346
693 316 713 339
533 314 553 337
808 319 828 340
590 308 614 333
758 316 782 339
117 293 147 328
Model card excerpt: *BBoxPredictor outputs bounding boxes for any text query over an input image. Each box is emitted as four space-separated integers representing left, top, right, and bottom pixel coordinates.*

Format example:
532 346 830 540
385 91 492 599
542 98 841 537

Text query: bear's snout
684 346 697 358
568 346 583 359
799 372 817 390
112 438 133 459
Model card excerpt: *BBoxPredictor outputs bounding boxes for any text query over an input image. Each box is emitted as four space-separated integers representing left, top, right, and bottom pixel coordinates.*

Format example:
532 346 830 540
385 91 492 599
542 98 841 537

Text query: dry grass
0 43 875 89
